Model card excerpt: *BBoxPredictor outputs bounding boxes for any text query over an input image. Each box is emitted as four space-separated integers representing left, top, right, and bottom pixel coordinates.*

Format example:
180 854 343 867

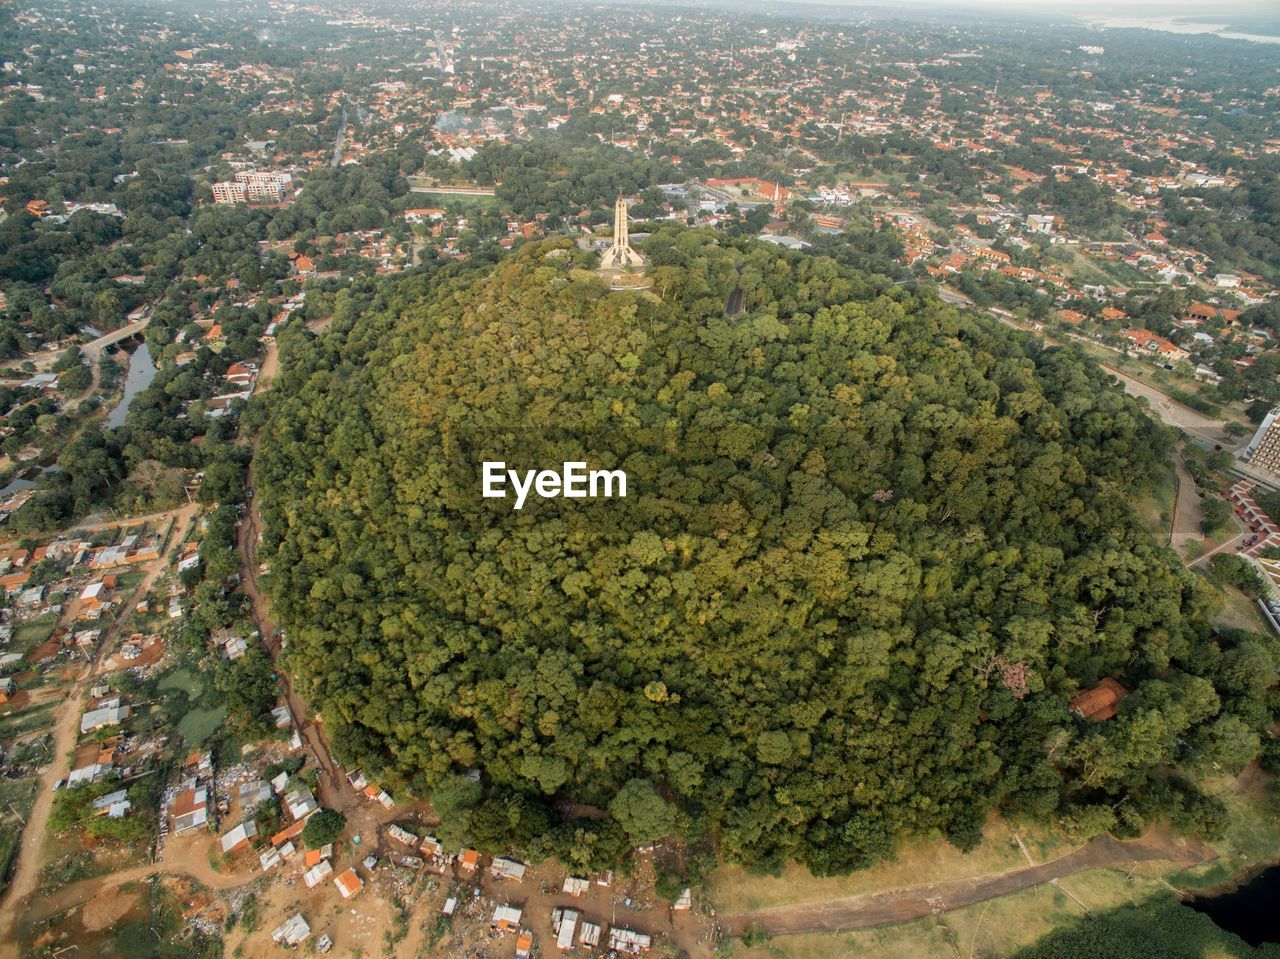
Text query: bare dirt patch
28 641 61 663
81 884 139 932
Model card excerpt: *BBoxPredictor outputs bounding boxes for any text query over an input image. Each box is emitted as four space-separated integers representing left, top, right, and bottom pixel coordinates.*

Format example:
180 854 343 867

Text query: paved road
81 317 149 360
721 833 1213 938
937 286 972 306
976 308 1238 446
1099 364 1233 446
330 104 347 168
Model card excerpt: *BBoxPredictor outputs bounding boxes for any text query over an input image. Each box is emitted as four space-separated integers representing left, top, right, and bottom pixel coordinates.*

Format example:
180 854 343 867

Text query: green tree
609 779 676 844
301 808 345 848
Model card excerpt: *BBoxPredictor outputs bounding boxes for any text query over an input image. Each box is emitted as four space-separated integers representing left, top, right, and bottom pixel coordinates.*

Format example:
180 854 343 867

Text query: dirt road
236 499 357 810
720 833 1214 938
236 347 359 813
19 856 255 932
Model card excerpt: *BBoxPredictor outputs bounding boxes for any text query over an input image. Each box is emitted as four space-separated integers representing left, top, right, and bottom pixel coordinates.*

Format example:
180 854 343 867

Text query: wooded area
254 230 1277 873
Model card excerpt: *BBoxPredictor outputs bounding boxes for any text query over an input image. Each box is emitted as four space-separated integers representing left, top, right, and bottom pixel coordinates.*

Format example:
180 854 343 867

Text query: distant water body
1083 15 1280 44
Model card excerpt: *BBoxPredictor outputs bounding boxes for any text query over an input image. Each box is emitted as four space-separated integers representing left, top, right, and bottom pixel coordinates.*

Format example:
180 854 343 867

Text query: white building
212 181 249 204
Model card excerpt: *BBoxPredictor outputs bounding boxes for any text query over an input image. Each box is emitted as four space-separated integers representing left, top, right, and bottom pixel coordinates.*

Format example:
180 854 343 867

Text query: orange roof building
0 572 31 592
515 931 533 958
1069 678 1128 721
334 867 363 899
271 819 307 846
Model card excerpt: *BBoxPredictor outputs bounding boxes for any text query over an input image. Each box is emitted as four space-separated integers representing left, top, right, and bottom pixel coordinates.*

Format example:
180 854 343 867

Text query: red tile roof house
1119 328 1189 364
1069 678 1128 721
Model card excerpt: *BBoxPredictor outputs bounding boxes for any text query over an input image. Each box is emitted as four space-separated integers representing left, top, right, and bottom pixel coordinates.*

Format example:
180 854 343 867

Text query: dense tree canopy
256 230 1265 873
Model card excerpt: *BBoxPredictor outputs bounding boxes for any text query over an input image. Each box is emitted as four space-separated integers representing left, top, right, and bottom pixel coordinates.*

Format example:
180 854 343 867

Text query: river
105 342 157 430
1083 15 1280 45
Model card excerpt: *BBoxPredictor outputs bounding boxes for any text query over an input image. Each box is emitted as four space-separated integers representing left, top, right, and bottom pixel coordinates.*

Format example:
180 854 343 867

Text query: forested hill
254 230 1272 875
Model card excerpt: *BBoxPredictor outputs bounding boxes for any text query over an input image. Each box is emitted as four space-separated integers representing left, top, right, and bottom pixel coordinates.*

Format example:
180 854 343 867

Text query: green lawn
177 705 226 746
157 666 204 700
12 612 58 652
1134 464 1177 543
409 190 500 211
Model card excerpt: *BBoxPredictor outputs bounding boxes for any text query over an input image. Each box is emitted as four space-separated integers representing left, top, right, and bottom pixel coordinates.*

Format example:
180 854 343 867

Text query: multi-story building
212 180 249 204
213 171 292 204
234 170 292 202
1245 408 1280 477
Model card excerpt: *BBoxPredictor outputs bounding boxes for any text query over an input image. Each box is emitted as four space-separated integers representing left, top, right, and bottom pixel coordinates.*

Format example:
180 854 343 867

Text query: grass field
158 663 225 745
177 705 226 746
1134 463 1177 543
115 568 147 592
157 665 204 699
0 777 37 899
727 868 1180 959
1060 250 1152 291
707 815 1074 915
719 771 1280 958
12 612 58 652
408 190 500 211
1168 771 1280 892
1210 584 1269 634
0 700 57 740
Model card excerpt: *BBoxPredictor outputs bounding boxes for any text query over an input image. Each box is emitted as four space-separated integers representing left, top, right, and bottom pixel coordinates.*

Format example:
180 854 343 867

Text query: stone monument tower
600 194 645 271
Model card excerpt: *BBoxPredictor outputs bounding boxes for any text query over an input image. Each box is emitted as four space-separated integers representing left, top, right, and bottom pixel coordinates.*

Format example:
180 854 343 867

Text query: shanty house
304 859 334 888
491 857 526 881
219 820 258 854
271 913 311 946
334 867 363 899
492 904 522 931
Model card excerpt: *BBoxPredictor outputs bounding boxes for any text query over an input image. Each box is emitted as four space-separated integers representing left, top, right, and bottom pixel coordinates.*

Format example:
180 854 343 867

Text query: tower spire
600 193 644 271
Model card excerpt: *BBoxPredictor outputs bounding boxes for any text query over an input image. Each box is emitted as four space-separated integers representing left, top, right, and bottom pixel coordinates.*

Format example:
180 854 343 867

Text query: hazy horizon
758 0 1277 13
